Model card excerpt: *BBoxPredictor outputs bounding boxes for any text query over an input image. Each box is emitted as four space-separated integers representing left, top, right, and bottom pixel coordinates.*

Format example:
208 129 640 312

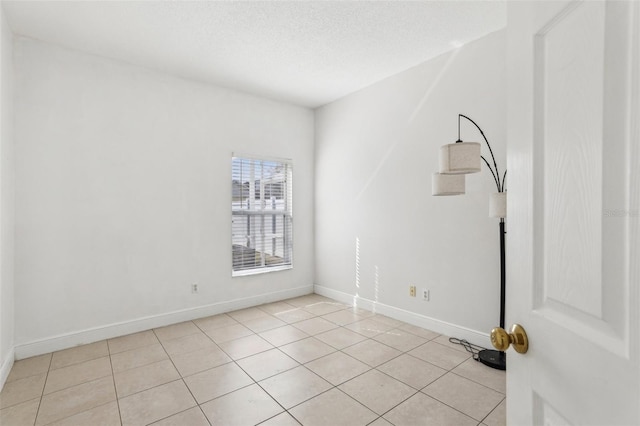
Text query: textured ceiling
3 1 506 108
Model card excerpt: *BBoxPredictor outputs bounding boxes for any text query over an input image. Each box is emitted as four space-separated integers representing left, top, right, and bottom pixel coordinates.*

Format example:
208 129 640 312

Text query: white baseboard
0 347 15 392
15 285 313 360
314 284 491 348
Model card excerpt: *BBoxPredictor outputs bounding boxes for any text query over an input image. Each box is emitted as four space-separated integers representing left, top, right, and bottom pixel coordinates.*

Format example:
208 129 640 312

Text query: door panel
507 1 640 424
534 0 631 354
536 0 605 320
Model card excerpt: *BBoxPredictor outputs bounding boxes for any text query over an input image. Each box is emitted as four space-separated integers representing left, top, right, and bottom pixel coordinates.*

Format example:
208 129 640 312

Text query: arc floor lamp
432 114 506 371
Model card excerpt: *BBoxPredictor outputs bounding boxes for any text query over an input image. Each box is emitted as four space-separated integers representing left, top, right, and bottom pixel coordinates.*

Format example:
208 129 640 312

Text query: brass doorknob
491 324 529 354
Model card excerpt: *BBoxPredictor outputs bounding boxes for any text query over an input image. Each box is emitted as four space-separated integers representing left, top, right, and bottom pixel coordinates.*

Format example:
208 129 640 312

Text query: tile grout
150 326 212 426
1 295 505 426
31 352 52 426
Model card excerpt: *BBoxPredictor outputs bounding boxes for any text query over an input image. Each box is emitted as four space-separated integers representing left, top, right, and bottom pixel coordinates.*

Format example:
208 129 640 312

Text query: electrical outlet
409 285 416 297
191 283 199 294
422 289 430 301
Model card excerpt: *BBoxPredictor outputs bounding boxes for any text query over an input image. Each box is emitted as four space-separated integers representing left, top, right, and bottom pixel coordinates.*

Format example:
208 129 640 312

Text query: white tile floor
0 294 506 426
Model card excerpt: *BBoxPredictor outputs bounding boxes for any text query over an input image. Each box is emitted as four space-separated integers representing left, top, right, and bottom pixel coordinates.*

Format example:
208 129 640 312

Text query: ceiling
3 1 506 108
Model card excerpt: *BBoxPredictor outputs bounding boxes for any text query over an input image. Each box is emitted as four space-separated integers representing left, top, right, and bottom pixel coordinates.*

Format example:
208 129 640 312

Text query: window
232 155 293 276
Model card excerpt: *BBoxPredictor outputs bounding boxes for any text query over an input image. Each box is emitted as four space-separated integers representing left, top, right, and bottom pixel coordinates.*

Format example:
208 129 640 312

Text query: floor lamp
431 114 507 371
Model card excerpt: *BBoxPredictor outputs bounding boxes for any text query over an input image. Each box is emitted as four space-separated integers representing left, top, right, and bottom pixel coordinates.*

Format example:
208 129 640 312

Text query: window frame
231 154 293 277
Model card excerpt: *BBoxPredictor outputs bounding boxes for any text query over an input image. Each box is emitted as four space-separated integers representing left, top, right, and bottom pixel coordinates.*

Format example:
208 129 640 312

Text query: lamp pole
456 114 507 370
499 221 505 330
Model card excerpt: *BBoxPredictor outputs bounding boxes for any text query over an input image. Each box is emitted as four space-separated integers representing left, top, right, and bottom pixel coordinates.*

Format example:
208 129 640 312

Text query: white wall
314 30 506 342
13 38 314 357
0 4 15 384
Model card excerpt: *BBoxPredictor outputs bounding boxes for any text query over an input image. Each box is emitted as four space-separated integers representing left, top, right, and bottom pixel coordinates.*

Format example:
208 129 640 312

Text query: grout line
365 416 386 426
151 326 211 425
32 377 117 425
37 356 113 397
370 388 422 421
148 405 208 426
427 393 488 424
108 346 123 426
256 410 302 426
107 331 161 357
449 369 506 395
291 311 489 423
198 404 213 426
328 337 419 419
31 353 53 426
6 295 504 426
478 395 506 425
247 371 293 423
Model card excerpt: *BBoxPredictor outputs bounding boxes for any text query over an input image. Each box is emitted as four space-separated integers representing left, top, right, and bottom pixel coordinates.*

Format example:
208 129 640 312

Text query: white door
507 1 639 425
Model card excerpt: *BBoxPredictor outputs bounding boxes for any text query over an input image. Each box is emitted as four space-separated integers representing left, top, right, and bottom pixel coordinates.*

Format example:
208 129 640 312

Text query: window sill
232 264 293 277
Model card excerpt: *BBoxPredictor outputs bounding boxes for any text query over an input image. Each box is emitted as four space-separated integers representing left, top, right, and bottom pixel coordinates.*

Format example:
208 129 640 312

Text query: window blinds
231 155 293 275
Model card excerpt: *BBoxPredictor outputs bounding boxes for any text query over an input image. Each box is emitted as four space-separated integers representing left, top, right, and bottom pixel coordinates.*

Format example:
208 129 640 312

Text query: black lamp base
478 349 506 370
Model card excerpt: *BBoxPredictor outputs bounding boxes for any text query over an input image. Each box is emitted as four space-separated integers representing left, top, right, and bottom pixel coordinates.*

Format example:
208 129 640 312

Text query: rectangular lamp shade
432 173 465 196
439 142 481 174
490 192 507 218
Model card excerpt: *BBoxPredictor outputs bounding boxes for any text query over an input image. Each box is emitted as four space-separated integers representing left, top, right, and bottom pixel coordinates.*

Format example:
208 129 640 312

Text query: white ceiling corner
2 1 506 108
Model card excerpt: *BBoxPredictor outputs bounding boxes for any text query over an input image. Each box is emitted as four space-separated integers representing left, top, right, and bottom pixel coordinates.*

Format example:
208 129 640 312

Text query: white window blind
232 155 293 276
